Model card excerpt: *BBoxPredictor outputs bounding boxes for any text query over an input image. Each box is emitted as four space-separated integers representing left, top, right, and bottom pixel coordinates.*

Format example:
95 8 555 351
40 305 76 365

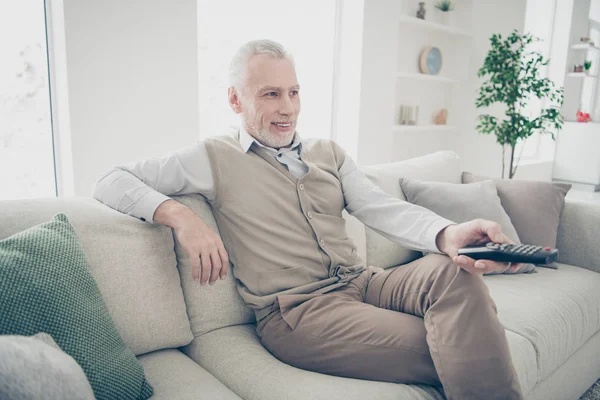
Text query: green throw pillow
0 213 153 400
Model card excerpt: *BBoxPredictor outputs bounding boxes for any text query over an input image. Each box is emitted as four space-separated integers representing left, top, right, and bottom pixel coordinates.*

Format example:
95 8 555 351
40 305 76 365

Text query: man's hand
154 200 229 285
436 219 523 275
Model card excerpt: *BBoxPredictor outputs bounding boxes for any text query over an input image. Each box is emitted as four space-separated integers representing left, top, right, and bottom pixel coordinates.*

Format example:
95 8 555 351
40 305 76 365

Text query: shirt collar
239 125 303 154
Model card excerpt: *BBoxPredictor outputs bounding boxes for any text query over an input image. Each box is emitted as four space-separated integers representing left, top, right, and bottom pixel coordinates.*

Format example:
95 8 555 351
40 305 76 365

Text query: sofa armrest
556 198 600 273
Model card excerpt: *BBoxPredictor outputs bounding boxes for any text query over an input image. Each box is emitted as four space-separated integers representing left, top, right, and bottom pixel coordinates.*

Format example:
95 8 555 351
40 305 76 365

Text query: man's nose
278 95 294 115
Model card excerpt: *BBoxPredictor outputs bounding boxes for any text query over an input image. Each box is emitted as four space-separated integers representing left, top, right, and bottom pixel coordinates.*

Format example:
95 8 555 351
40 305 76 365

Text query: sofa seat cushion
483 264 600 382
137 349 241 400
183 324 535 400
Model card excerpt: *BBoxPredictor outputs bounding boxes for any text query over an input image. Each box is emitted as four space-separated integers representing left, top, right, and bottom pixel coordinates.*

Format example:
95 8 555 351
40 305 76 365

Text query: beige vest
204 134 365 321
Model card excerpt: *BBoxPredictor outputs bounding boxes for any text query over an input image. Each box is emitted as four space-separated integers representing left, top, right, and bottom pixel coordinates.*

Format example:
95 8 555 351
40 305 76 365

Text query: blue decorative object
419 46 443 75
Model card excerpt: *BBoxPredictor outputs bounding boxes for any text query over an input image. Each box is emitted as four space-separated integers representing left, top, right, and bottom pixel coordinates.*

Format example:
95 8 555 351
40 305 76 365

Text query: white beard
253 124 295 148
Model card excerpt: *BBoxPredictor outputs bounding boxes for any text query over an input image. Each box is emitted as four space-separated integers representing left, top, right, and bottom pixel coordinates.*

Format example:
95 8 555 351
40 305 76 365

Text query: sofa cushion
462 172 571 248
137 349 241 400
398 178 536 274
182 324 537 399
0 197 193 356
0 214 153 399
360 151 462 269
483 263 600 382
171 194 255 336
183 324 444 400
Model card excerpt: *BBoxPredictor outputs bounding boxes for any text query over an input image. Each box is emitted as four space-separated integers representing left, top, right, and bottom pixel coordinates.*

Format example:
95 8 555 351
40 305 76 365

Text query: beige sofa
1 150 599 400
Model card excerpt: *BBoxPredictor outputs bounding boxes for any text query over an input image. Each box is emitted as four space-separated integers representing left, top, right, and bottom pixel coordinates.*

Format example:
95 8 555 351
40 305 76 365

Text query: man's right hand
154 200 229 285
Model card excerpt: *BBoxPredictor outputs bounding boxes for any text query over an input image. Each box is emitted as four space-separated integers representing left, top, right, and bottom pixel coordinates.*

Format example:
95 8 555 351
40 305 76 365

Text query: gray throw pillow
399 178 536 274
462 172 571 248
0 333 95 400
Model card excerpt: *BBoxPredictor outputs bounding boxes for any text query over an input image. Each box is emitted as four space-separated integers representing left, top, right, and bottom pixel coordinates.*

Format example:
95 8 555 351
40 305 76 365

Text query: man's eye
290 90 299 96
266 92 278 97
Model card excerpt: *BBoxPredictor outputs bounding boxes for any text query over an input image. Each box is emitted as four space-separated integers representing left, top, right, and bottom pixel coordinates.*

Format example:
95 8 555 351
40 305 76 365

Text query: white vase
438 11 453 26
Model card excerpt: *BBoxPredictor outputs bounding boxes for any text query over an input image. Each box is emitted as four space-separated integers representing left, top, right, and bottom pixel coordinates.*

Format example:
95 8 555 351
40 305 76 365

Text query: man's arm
339 153 523 274
339 155 455 254
92 141 228 285
92 141 215 224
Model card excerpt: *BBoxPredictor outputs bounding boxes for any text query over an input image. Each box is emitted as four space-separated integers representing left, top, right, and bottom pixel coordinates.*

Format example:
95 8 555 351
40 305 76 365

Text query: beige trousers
257 254 523 400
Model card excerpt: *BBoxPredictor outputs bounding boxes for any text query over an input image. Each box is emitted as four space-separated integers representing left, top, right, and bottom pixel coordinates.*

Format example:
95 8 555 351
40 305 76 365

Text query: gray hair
228 39 294 93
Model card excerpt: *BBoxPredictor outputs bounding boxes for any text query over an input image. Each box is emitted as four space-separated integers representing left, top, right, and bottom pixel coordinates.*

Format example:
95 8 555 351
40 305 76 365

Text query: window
196 0 338 140
0 0 56 200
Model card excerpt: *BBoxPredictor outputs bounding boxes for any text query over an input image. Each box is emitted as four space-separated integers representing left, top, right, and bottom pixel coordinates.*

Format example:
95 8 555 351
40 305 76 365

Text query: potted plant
476 30 564 179
434 0 454 25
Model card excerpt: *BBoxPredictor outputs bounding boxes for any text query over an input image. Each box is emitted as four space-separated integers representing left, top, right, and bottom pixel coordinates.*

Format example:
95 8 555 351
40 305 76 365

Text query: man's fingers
475 219 507 243
189 251 201 282
209 252 222 285
509 262 524 273
200 252 212 285
454 255 509 274
218 247 229 279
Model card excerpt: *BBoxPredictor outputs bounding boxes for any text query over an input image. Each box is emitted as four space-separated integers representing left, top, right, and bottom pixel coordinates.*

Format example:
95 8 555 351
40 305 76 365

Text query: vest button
319 238 325 246
299 183 304 191
307 212 313 219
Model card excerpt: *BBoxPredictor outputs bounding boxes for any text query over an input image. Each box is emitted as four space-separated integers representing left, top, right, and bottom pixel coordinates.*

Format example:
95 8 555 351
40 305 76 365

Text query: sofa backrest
0 197 193 356
358 150 462 269
170 194 256 336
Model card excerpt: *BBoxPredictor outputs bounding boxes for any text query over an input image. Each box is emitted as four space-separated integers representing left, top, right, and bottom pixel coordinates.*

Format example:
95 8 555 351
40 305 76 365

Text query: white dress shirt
92 128 455 254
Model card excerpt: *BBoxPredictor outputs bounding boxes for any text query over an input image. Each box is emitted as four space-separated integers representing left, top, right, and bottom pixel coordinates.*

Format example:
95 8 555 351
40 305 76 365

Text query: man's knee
422 254 492 302
419 254 459 284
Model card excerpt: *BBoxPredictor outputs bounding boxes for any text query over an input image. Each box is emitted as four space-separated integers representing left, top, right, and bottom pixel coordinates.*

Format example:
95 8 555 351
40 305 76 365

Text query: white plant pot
436 10 454 26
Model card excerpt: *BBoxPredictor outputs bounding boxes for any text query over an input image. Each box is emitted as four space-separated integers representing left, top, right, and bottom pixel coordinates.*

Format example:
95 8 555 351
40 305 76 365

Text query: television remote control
457 242 559 264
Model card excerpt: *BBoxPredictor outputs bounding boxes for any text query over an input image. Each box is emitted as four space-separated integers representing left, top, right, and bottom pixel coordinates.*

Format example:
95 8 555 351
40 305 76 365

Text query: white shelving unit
393 10 472 148
397 15 472 37
567 72 598 78
396 72 459 83
564 41 600 115
393 124 457 133
571 43 600 51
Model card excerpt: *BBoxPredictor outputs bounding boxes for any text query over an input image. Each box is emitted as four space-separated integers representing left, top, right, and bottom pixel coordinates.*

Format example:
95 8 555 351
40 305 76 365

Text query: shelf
396 72 459 83
567 72 598 78
571 43 600 51
564 120 600 125
393 124 457 133
398 15 471 37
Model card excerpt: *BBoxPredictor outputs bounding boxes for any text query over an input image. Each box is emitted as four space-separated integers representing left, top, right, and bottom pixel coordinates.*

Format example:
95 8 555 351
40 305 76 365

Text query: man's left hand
436 219 524 275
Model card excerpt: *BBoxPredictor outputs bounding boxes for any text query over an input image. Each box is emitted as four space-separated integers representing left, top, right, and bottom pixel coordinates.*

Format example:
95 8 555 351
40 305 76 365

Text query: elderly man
93 40 523 399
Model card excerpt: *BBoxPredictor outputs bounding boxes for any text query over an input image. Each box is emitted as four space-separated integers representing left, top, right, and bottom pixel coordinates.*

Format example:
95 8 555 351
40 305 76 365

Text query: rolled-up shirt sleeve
339 155 455 254
92 141 214 224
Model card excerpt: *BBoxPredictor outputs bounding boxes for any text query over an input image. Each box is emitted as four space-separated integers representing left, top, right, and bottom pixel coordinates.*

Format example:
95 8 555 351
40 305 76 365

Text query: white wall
355 0 401 166
61 0 199 196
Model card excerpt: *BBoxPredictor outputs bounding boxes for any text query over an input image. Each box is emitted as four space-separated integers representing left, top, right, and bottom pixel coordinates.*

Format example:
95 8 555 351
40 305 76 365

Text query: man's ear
228 87 243 114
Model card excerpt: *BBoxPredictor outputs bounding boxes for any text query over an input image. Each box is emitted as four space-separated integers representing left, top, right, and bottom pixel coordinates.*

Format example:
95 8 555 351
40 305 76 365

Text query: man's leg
258 267 442 387
365 254 523 400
